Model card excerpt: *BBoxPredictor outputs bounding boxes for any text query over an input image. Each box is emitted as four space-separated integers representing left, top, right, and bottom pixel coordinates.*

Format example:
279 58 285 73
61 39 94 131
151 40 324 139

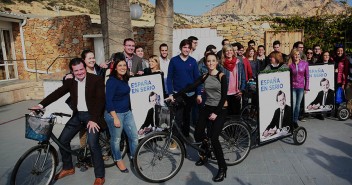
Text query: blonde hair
148 55 160 70
288 48 300 65
268 51 284 65
221 44 235 65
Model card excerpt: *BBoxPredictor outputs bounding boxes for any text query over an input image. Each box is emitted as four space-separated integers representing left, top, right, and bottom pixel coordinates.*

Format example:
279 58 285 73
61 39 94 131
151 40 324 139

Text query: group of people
30 35 352 184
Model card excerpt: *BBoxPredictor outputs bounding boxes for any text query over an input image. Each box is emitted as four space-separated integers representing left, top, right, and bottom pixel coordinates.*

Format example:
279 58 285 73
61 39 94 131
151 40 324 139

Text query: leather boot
213 168 227 182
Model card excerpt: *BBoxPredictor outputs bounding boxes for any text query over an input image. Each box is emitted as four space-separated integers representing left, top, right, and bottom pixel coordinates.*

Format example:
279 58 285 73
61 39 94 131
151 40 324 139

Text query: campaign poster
258 71 292 143
304 65 335 113
129 73 169 139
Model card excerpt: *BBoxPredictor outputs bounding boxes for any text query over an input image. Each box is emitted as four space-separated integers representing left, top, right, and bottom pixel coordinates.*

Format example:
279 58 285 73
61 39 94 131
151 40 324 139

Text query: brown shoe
54 168 75 180
94 177 105 185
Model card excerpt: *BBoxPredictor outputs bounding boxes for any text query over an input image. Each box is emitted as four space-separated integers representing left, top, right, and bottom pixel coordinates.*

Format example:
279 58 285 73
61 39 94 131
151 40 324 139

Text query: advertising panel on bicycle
129 73 170 139
304 64 335 113
258 70 293 142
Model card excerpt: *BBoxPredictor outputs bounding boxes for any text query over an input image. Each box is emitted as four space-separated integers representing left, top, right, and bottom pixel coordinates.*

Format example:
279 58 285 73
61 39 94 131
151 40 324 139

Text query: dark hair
248 40 255 46
232 42 242 48
221 39 229 46
320 78 329 86
237 44 244 50
149 91 157 102
179 39 191 50
110 53 129 82
245 46 257 59
205 44 216 52
205 52 217 60
123 38 135 45
187 36 198 42
159 43 168 50
69 58 86 71
276 90 285 101
293 41 304 49
273 40 281 47
313 44 321 49
134 45 144 52
81 49 93 60
257 45 265 50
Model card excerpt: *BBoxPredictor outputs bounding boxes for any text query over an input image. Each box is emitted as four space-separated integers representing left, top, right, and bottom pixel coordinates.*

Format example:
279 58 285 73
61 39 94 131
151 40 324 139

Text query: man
31 58 105 185
273 40 288 63
248 40 255 48
167 39 201 139
263 90 293 137
159 43 170 94
119 38 143 76
135 45 149 70
217 38 230 59
188 36 201 61
257 45 269 71
138 91 161 136
293 41 307 61
307 78 334 111
312 44 322 63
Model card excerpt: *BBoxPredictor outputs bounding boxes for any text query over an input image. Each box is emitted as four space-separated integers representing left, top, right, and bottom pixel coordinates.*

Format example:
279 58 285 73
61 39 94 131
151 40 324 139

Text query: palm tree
153 0 174 56
99 0 133 60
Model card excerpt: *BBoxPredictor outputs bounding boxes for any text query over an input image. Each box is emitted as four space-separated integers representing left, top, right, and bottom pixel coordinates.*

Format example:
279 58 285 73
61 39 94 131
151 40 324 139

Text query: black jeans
58 111 105 178
227 94 241 115
175 94 196 137
194 105 227 169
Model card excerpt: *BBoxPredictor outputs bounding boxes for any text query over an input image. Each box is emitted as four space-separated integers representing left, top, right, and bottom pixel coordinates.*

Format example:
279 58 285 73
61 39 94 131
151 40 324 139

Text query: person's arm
105 78 117 113
304 62 310 91
193 61 201 95
39 80 71 107
167 59 174 95
239 62 246 92
173 75 207 99
90 76 105 123
245 58 253 80
214 74 228 115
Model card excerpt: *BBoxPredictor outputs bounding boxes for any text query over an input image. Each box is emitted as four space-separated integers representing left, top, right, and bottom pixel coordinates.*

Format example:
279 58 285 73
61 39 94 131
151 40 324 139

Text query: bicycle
240 80 258 134
10 110 126 185
133 99 252 183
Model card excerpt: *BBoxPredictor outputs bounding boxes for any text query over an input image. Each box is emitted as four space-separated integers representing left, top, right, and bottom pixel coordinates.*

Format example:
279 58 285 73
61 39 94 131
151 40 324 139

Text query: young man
273 40 288 63
135 45 149 70
31 58 106 185
248 40 255 48
257 45 269 71
312 44 322 63
120 38 143 76
159 43 170 94
167 39 201 139
293 41 307 60
217 39 230 59
188 36 201 61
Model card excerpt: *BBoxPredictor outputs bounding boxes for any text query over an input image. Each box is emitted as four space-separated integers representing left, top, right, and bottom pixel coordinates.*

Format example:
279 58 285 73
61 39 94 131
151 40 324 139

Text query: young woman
221 44 246 115
264 51 288 70
288 49 309 128
245 46 258 80
104 54 138 173
143 55 161 75
333 46 349 90
317 51 334 65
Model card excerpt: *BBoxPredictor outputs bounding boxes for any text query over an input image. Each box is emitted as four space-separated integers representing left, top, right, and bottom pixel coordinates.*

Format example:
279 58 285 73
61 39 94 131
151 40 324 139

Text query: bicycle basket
25 114 55 142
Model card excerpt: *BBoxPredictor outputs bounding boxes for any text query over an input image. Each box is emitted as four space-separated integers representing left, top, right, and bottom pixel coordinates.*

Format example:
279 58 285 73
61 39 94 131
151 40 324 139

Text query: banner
258 71 292 143
304 65 335 113
129 73 169 139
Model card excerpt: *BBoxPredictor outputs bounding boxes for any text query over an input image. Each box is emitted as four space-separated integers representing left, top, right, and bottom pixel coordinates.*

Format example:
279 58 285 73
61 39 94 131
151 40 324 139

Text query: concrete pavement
1 100 352 185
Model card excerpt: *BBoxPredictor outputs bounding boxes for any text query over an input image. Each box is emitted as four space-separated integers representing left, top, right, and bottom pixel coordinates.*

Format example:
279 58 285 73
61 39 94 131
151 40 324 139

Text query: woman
333 46 349 90
143 55 161 75
174 52 228 182
317 51 334 65
288 49 309 128
221 44 246 115
245 46 258 80
104 54 138 173
305 48 314 65
264 51 288 70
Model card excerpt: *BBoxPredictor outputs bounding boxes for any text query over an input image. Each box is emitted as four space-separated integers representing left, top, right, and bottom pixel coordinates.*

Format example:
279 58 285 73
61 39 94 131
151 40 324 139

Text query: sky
149 0 352 16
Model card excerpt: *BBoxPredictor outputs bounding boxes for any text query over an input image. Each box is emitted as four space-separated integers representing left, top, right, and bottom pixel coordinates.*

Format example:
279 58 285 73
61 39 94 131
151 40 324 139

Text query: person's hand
208 113 217 121
138 129 144 135
137 71 144 75
307 105 313 110
312 103 320 110
263 130 269 137
304 90 308 94
235 92 242 99
99 62 108 68
87 121 100 133
113 117 121 128
130 71 135 76
342 85 345 89
167 94 175 102
64 74 73 80
196 95 202 104
30 105 42 110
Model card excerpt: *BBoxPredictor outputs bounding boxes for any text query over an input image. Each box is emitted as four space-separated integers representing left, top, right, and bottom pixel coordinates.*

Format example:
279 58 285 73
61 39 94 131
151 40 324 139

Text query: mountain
203 0 348 16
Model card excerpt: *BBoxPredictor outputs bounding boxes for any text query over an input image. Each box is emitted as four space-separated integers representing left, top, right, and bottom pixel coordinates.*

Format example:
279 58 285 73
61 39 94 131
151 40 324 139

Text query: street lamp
130 3 143 20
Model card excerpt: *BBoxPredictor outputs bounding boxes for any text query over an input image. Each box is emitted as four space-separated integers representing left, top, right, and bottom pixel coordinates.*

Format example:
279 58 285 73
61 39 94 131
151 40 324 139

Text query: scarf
223 57 237 71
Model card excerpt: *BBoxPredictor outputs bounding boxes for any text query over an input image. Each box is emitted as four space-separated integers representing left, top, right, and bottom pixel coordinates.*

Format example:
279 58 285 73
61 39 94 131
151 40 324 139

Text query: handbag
336 87 345 104
25 114 55 142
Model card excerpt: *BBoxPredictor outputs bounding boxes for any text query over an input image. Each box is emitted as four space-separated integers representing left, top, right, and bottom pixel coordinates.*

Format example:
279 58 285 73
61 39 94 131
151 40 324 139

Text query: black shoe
195 156 207 166
213 168 227 182
315 114 325 120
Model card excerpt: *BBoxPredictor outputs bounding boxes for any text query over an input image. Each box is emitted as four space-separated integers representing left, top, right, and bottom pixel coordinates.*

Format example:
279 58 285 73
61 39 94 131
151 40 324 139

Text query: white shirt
159 56 170 77
76 77 88 111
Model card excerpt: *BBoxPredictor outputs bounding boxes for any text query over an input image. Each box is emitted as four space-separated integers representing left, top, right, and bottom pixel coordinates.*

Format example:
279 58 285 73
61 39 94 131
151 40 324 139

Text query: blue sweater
167 55 201 95
105 76 130 113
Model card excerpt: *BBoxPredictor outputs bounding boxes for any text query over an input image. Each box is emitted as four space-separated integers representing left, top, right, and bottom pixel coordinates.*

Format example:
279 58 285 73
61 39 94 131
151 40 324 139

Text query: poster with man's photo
258 71 292 143
129 73 170 139
304 65 335 113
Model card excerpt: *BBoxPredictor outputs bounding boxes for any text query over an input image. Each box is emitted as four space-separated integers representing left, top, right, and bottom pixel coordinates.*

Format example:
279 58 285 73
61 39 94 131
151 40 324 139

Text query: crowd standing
30 36 352 184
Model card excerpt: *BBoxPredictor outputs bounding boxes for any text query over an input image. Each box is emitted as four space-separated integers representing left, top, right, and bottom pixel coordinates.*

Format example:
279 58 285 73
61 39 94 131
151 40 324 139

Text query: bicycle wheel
133 132 185 183
99 130 127 168
10 144 57 185
220 120 251 166
240 104 258 134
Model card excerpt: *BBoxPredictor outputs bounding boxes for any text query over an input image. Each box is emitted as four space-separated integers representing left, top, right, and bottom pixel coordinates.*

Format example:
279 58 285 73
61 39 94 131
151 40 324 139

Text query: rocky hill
203 0 348 16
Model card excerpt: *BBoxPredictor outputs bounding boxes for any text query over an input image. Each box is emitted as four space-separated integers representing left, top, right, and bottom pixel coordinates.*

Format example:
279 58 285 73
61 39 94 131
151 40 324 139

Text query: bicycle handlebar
52 112 71 117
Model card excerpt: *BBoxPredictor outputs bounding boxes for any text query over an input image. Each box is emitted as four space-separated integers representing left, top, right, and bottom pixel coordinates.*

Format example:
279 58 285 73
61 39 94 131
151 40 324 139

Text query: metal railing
46 56 75 74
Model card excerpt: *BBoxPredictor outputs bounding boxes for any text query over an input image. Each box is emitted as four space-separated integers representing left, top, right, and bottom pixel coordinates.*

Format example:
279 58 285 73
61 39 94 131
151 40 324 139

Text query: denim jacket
219 60 246 92
289 60 309 91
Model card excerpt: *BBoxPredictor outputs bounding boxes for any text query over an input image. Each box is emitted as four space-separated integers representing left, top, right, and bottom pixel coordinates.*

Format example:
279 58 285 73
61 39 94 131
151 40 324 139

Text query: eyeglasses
307 52 313 54
125 45 135 47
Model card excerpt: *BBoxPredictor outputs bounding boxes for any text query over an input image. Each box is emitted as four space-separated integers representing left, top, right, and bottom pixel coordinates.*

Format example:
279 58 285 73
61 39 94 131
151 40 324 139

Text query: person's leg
227 95 235 115
104 111 123 161
210 108 227 169
182 95 196 137
121 111 139 158
58 114 82 170
295 89 304 125
292 89 298 124
194 105 209 143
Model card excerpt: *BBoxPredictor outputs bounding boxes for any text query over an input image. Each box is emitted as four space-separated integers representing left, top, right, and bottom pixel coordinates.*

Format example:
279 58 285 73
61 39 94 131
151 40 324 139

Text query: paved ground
1 100 352 185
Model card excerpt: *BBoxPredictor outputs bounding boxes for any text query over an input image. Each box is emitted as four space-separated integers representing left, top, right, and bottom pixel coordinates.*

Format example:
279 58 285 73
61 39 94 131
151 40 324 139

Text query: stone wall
12 15 95 80
133 27 154 59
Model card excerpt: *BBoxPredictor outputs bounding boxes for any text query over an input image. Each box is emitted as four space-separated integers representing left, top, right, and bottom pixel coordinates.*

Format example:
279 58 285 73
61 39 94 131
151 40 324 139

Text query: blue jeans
59 111 104 178
104 110 138 161
292 88 304 123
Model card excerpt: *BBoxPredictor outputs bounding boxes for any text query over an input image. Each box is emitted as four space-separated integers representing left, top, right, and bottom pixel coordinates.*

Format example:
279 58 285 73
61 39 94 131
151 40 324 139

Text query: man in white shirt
159 43 170 94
